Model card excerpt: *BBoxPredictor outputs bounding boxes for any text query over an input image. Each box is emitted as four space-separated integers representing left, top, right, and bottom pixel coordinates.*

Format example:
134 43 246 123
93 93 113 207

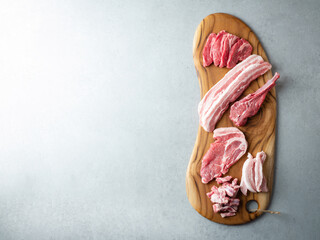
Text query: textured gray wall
0 0 319 239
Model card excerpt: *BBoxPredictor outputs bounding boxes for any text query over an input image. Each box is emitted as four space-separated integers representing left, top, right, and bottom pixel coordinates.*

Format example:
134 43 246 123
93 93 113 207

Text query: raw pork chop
207 177 240 218
229 72 280 126
198 54 272 132
200 127 248 184
240 151 268 196
202 33 217 67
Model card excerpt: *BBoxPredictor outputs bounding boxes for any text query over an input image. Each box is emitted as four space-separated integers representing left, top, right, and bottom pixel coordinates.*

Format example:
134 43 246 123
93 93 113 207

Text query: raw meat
240 151 268 196
198 54 272 132
207 177 240 218
226 39 243 68
220 211 237 218
229 72 280 126
218 33 229 67
227 39 253 68
222 181 240 198
238 39 253 61
220 33 239 68
211 30 227 66
226 39 252 68
216 176 233 184
240 153 256 194
200 127 248 184
202 33 217 67
202 30 252 68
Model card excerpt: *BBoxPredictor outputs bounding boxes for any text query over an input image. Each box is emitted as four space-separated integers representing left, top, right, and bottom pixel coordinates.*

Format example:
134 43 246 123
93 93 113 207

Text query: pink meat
207 186 229 204
211 30 227 66
198 55 263 131
220 212 237 218
213 203 239 214
227 39 244 68
238 39 253 61
255 152 268 192
206 185 218 199
240 151 268 196
218 34 229 67
223 183 240 198
200 127 248 184
240 153 257 195
228 198 240 205
216 176 233 184
214 205 237 213
229 72 280 126
217 177 240 198
213 203 223 213
202 33 217 67
231 178 238 186
202 30 252 68
220 33 239 68
198 54 272 132
207 177 241 218
227 38 253 68
210 188 229 204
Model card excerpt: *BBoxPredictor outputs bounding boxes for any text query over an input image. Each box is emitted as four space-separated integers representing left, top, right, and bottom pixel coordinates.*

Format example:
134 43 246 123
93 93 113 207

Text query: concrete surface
0 0 319 239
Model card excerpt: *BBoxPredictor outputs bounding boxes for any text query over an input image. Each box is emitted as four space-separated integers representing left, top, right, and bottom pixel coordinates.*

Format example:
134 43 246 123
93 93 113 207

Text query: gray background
0 0 319 239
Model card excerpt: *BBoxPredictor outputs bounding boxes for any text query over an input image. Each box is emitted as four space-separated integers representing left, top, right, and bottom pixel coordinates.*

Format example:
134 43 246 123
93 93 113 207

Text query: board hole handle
246 200 280 215
246 200 259 213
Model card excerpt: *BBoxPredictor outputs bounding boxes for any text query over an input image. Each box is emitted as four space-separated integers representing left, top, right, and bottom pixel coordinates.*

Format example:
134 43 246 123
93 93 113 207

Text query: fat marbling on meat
207 177 241 218
198 54 272 132
200 127 248 184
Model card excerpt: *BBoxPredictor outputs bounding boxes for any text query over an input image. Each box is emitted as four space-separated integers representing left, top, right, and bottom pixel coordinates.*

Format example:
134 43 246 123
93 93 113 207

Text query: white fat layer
201 62 271 131
242 154 256 193
198 55 263 125
199 55 261 114
203 63 269 123
221 137 248 173
241 152 268 194
213 127 243 137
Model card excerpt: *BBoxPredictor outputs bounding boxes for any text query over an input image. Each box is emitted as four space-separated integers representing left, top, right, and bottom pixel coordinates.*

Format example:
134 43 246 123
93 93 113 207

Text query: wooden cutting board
186 13 276 225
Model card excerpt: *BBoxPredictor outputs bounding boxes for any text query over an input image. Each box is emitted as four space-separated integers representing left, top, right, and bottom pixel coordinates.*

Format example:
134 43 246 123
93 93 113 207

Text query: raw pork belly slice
229 72 280 126
207 177 240 218
202 30 252 68
200 127 248 184
198 54 272 132
202 33 217 67
227 39 253 68
240 151 268 196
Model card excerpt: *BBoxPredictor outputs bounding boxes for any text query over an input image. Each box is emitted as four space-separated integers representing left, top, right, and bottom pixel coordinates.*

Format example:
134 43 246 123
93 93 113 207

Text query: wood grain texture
186 13 276 225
